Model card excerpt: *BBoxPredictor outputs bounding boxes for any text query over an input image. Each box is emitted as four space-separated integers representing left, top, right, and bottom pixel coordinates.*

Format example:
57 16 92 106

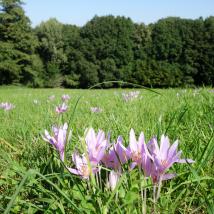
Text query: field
0 87 214 213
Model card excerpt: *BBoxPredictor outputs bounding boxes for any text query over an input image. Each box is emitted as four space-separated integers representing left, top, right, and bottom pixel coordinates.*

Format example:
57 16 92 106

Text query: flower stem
153 185 156 213
156 176 162 201
143 187 147 214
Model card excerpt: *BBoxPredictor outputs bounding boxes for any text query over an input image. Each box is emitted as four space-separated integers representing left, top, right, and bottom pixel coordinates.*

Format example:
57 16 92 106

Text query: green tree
79 15 136 86
194 17 214 85
35 18 66 87
61 24 81 87
0 0 43 86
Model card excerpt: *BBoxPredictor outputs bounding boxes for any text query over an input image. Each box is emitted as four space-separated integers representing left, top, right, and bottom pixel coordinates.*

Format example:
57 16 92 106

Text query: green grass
0 87 213 213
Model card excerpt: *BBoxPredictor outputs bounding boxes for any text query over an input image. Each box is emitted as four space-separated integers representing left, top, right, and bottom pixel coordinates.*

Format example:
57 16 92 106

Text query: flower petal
168 140 179 159
160 135 170 160
177 158 195 164
162 173 177 181
129 129 137 152
67 167 80 175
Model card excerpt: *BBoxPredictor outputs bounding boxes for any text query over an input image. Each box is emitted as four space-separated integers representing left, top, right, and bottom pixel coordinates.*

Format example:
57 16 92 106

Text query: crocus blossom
67 152 98 179
85 128 108 165
0 102 15 111
62 94 70 101
128 129 152 169
122 91 140 102
56 103 68 114
147 135 194 183
102 136 129 170
41 124 195 188
42 123 70 161
108 170 121 191
90 107 103 113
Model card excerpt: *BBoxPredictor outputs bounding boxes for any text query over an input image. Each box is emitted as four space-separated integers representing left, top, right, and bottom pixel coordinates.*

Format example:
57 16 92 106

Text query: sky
23 0 214 27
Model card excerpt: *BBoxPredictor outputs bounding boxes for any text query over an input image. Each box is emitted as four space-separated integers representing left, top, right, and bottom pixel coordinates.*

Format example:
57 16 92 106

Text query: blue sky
23 0 214 27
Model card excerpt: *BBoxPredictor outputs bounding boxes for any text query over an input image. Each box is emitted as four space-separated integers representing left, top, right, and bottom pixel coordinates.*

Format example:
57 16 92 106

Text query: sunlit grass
0 87 213 213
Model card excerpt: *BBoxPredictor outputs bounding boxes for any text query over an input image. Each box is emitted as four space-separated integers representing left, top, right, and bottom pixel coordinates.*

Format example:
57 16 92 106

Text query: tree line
0 0 213 88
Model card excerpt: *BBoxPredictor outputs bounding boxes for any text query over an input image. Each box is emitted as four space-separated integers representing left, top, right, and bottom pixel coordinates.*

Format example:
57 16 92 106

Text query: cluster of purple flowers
56 103 68 114
43 123 71 161
90 107 103 113
0 102 15 111
55 94 70 114
61 94 71 101
122 91 140 102
42 126 194 190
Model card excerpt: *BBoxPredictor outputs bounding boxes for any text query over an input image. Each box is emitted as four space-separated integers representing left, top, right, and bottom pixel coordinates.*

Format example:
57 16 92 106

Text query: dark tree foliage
61 24 81 88
35 18 66 87
0 1 213 88
0 0 43 86
78 15 142 87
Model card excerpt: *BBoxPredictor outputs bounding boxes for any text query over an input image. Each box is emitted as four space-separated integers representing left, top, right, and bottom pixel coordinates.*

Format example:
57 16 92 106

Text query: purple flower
67 152 98 179
0 102 15 111
107 170 121 191
128 129 153 171
85 128 108 165
62 94 70 102
42 123 70 161
102 136 129 170
122 91 140 102
147 135 194 183
56 103 68 114
90 107 103 113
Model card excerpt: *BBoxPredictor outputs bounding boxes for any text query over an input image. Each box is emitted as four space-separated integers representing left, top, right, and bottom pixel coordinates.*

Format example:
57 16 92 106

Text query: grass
0 87 213 213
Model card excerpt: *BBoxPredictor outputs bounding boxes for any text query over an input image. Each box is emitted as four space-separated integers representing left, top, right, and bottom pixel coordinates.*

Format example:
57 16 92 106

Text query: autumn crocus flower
62 94 70 101
85 128 108 165
42 123 70 161
102 136 130 170
128 129 152 169
90 107 103 113
122 91 140 102
147 135 194 183
56 103 68 114
103 137 129 191
67 152 98 179
108 170 121 191
0 102 15 111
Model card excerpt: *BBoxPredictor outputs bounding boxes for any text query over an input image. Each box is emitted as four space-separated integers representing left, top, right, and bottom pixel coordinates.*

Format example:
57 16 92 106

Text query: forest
0 0 214 88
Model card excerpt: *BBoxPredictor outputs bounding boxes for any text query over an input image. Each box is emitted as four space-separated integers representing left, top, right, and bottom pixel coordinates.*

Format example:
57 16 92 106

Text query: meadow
0 87 213 213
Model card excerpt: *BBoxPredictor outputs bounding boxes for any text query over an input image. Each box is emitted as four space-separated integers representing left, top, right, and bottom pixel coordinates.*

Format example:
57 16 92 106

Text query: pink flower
62 94 70 102
128 129 152 169
108 170 121 191
42 123 70 161
0 102 15 111
122 91 140 102
90 107 103 113
56 103 68 114
147 135 195 183
85 128 108 165
102 136 130 170
67 153 98 179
